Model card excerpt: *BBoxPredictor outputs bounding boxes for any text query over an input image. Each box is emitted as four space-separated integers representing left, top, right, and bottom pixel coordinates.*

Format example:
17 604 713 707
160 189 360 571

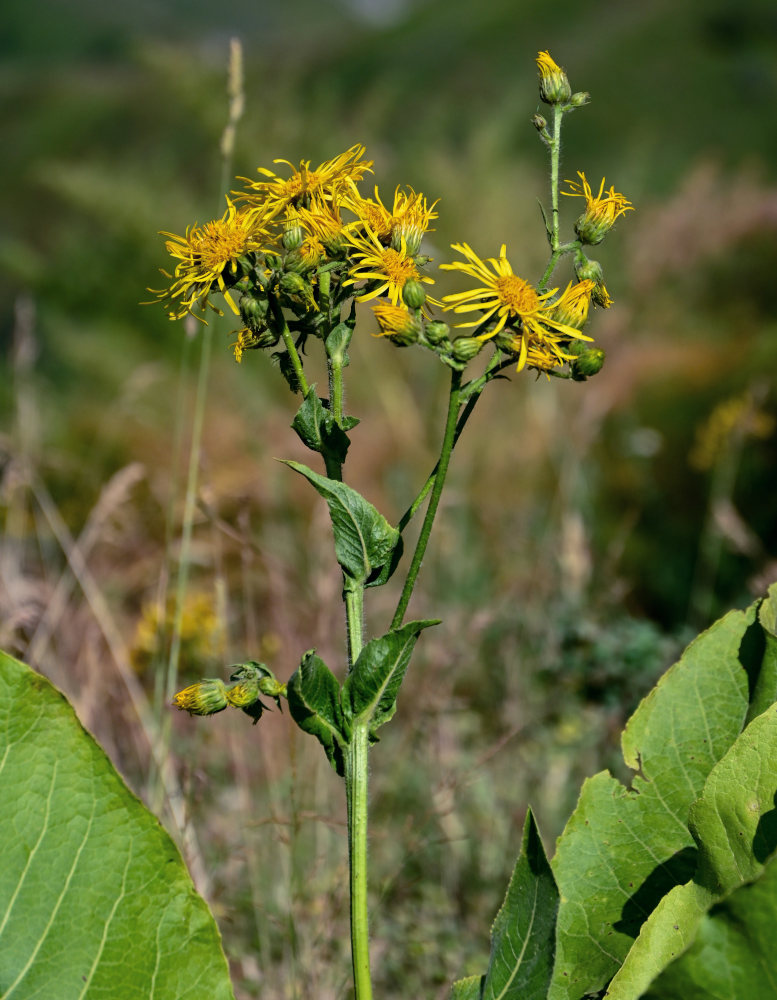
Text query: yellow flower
548 280 595 330
371 302 421 345
562 172 633 245
231 328 259 363
536 50 571 105
297 198 350 257
150 199 276 320
347 186 438 255
239 144 373 212
344 227 435 306
172 679 228 716
440 242 591 371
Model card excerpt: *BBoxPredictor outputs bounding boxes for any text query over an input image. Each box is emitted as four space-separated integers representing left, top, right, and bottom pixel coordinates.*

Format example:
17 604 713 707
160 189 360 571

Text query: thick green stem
392 367 462 629
345 721 372 1000
538 103 567 293
344 578 370 999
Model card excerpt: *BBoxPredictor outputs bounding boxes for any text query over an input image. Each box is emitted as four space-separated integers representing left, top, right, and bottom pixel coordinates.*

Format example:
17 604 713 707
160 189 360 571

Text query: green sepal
286 650 349 776
343 620 438 735
282 460 400 586
291 386 352 466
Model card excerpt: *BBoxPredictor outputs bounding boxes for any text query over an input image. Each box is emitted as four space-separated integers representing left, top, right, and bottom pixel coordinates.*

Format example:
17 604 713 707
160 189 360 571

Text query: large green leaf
450 810 558 1000
0 651 234 1000
286 649 348 775
282 460 399 586
549 603 760 1000
343 620 438 734
606 702 777 999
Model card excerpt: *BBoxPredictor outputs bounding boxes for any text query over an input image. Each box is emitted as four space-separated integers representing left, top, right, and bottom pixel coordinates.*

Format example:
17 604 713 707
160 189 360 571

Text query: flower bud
402 279 427 310
282 219 304 251
172 679 228 716
423 320 450 346
536 51 572 105
239 292 269 332
373 303 421 345
569 91 590 108
451 336 484 363
571 347 605 380
279 271 317 311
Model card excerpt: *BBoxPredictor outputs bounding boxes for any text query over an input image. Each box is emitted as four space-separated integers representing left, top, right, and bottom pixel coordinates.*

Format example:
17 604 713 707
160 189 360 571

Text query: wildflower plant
151 51 632 999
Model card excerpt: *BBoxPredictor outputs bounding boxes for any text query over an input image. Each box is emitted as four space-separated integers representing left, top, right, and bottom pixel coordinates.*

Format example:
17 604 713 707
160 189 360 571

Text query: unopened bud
424 321 450 346
239 292 269 332
571 347 605 380
402 279 427 310
569 91 590 108
451 336 484 363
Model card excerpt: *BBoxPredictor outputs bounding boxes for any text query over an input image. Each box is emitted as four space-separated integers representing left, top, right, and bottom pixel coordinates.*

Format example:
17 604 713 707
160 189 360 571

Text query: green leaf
325 319 354 368
282 460 399 586
287 650 348 776
745 580 777 724
343 620 438 733
291 386 352 467
481 808 559 1000
0 651 235 1000
642 851 777 999
549 604 758 1000
606 702 777 999
450 975 484 1000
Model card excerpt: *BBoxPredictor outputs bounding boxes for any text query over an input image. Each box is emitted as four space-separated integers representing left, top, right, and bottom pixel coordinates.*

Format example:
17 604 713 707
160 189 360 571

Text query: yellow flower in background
690 393 775 471
562 172 633 245
344 227 435 306
536 50 572 105
441 242 591 370
239 144 373 212
150 199 276 320
348 186 438 255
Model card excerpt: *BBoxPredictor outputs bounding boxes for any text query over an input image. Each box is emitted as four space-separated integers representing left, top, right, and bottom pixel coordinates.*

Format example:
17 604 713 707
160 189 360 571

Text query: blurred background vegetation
3 0 777 996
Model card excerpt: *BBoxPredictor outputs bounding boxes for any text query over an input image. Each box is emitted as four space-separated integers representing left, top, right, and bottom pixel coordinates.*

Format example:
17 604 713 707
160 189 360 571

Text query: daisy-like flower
440 242 591 371
298 197 350 257
344 227 435 306
536 50 571 105
562 172 633 245
150 199 276 320
238 144 373 212
348 186 438 255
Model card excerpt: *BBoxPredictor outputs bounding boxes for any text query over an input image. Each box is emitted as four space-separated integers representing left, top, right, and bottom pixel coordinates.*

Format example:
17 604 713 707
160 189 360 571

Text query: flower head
562 172 633 245
348 186 438 255
239 144 373 212
172 679 228 716
344 227 435 306
441 243 591 371
536 50 572 105
371 302 421 345
149 199 275 320
548 280 595 330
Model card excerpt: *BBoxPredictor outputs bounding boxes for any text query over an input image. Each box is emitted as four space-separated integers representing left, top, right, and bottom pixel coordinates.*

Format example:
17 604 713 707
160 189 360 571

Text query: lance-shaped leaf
282 460 399 586
0 651 235 1000
287 650 348 776
549 602 762 1000
343 620 438 733
606 702 777 999
291 386 352 467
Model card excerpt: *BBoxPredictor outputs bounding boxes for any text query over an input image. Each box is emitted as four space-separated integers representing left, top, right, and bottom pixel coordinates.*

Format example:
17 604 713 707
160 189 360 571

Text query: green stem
392 367 462 629
345 721 372 1000
538 103 566 293
345 584 364 669
397 353 510 535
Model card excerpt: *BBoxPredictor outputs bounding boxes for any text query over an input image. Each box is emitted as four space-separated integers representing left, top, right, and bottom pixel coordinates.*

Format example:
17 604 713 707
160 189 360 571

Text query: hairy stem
345 721 372 1000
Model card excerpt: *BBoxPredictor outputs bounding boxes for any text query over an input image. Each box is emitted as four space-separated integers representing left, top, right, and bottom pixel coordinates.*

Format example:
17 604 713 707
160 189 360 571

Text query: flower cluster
173 661 286 724
149 52 631 380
